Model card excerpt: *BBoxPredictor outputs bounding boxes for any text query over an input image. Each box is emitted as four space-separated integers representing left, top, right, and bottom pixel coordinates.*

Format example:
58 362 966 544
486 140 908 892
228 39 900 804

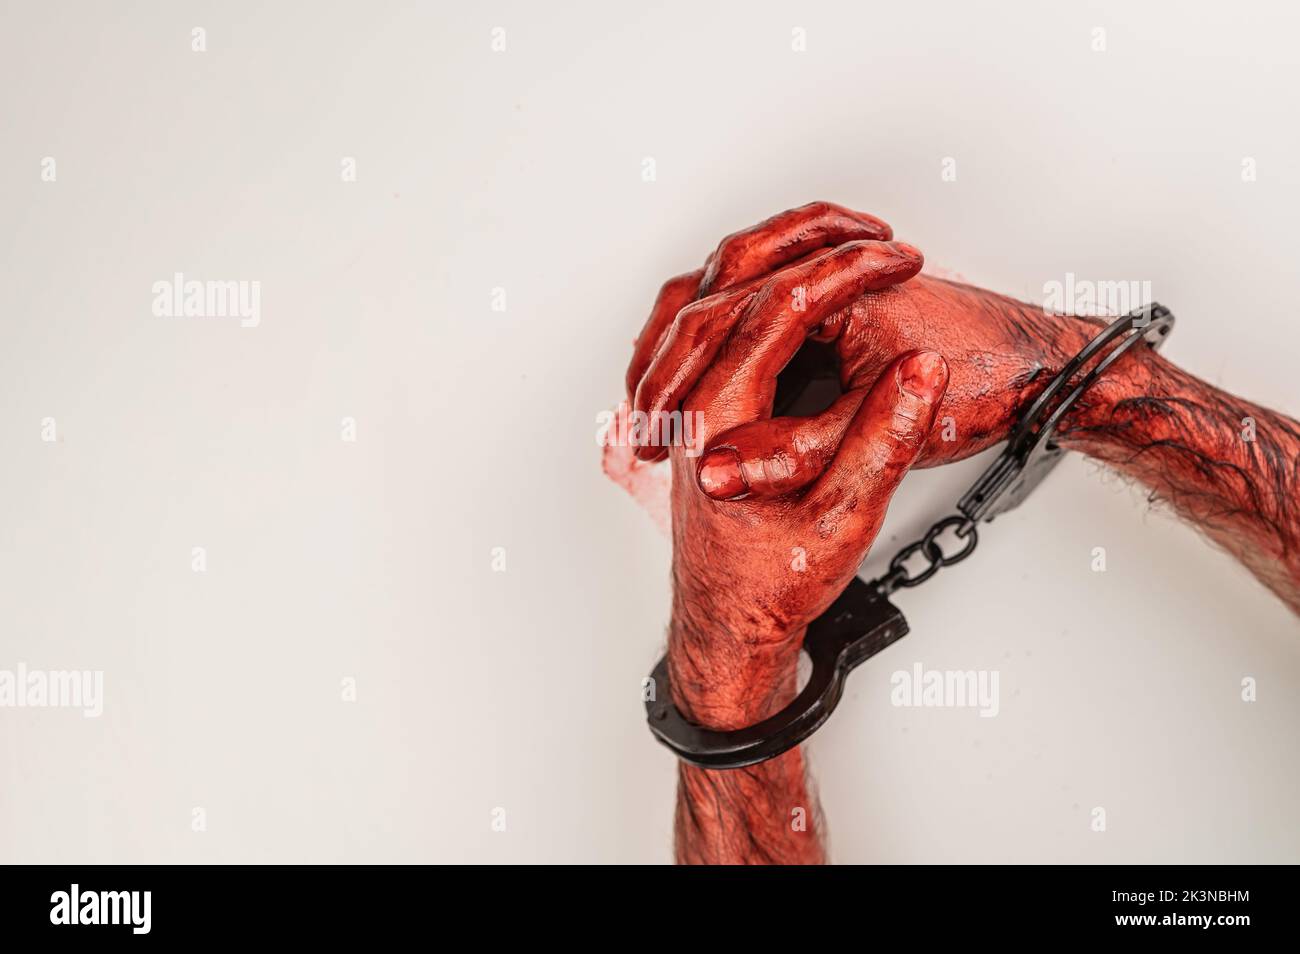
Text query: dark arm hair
1060 349 1300 612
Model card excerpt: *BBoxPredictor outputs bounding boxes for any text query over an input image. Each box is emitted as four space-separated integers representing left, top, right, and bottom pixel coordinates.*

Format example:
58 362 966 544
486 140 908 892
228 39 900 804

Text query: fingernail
697 447 748 500
890 241 923 261
897 351 947 403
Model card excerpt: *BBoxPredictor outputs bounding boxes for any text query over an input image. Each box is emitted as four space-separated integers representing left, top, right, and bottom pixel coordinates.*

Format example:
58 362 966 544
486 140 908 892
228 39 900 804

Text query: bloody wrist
1054 323 1166 444
665 597 804 731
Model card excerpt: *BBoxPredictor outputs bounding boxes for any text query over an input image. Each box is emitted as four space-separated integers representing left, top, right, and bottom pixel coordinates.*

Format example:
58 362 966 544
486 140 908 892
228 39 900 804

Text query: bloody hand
667 347 948 727
651 224 951 727
626 201 908 463
628 203 1096 500
621 202 951 723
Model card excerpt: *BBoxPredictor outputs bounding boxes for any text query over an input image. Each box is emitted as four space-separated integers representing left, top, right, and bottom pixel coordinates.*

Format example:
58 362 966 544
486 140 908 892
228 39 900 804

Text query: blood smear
600 402 670 536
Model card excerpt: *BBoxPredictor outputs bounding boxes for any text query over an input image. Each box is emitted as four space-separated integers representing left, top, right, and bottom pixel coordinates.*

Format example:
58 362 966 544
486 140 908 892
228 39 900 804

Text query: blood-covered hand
818 275 1093 466
627 203 1096 500
668 346 948 729
650 231 949 729
621 203 951 723
626 201 905 460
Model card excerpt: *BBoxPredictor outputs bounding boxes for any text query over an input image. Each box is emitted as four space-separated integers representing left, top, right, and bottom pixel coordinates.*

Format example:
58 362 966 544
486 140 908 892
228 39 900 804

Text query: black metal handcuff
645 303 1175 769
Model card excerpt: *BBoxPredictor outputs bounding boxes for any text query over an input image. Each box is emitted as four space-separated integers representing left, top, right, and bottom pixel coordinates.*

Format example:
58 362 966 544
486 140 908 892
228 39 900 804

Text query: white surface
1 0 1297 863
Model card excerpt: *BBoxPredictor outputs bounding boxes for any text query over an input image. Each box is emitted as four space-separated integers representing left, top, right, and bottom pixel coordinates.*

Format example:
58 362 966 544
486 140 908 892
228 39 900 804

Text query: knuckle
884 406 926 449
760 452 796 485
712 228 750 263
674 301 709 335
829 239 874 264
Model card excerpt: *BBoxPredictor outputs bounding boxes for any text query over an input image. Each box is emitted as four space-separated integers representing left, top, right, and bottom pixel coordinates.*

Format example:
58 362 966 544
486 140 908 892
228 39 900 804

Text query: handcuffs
645 303 1175 769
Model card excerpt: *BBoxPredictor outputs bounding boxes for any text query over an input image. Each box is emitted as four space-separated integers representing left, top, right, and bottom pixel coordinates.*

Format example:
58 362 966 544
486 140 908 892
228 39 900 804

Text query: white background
1 0 1297 863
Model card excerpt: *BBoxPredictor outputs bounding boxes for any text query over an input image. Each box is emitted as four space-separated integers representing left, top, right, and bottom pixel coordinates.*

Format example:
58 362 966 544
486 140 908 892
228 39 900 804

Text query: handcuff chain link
875 514 979 595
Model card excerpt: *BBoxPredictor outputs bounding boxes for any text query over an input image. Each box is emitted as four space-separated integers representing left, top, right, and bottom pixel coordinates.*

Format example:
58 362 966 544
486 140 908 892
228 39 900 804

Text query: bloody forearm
667 590 825 864
675 751 823 865
1059 348 1300 612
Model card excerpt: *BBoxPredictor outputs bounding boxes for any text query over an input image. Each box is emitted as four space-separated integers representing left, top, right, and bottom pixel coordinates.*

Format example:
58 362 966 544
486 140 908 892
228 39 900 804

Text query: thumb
695 390 862 500
806 350 948 514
